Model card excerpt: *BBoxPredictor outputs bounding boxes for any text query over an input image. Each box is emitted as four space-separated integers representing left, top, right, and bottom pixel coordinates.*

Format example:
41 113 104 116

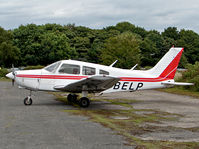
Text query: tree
0 42 20 67
39 32 77 65
101 32 141 69
0 27 20 67
4 22 199 68
162 27 179 40
179 61 199 91
177 29 199 64
71 36 90 61
132 26 148 38
87 29 119 63
140 38 158 66
115 22 135 33
142 32 164 65
13 24 44 65
13 24 77 66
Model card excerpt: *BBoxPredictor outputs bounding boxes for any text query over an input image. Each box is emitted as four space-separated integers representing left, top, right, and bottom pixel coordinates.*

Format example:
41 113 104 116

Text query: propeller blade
11 64 16 86
12 79 14 86
12 64 15 75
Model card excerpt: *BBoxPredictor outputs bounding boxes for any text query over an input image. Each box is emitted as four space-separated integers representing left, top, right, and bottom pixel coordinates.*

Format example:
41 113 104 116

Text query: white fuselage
13 60 171 93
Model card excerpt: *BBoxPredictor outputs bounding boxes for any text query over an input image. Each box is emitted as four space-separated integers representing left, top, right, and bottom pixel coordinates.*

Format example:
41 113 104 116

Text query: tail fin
147 47 184 79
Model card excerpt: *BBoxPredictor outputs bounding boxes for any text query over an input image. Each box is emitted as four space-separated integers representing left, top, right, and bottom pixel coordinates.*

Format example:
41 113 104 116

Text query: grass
52 92 199 148
0 77 11 82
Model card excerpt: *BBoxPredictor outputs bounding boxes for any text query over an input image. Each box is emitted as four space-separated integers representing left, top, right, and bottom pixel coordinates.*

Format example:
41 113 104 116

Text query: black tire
24 97 32 106
67 94 77 104
79 97 90 108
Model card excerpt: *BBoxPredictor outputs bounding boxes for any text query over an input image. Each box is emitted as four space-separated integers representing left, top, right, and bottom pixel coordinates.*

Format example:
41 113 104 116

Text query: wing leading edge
54 75 120 93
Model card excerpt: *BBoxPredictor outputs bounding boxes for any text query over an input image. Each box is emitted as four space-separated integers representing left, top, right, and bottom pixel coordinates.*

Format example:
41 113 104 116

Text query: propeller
11 64 16 86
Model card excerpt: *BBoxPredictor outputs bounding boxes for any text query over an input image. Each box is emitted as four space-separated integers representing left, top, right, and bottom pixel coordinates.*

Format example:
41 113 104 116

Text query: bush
0 68 9 78
23 65 44 70
178 62 199 91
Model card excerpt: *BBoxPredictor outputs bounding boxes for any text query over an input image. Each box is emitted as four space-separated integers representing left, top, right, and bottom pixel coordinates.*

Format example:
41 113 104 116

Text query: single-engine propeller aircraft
6 47 193 107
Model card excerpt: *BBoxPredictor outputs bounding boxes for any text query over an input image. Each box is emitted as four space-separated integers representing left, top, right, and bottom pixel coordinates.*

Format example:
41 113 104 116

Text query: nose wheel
24 96 32 105
24 90 33 106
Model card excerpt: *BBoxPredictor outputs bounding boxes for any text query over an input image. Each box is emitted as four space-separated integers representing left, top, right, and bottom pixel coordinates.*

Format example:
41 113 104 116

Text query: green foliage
178 53 188 68
101 32 141 69
132 26 148 38
177 29 199 64
0 68 9 78
0 22 199 70
13 24 77 66
23 65 44 70
115 22 135 33
162 27 179 40
0 27 20 67
179 62 199 91
140 37 158 66
0 42 20 67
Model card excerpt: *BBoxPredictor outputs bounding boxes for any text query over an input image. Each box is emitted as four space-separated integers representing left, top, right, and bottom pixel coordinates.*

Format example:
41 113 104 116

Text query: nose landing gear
24 90 33 106
24 96 32 105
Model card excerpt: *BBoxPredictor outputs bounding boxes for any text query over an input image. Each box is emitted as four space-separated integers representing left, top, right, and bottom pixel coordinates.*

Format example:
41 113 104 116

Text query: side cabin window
83 66 96 75
59 64 80 74
99 69 109 75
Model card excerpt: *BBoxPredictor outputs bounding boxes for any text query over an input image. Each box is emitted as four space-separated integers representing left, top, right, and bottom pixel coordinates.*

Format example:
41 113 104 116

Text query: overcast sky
0 0 199 33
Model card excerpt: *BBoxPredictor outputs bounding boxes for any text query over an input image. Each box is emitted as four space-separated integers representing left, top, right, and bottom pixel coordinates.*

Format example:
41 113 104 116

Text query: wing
54 75 120 93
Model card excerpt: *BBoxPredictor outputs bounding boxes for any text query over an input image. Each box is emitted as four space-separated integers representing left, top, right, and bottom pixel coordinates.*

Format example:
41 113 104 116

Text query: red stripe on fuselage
16 74 88 80
120 77 170 82
16 74 170 82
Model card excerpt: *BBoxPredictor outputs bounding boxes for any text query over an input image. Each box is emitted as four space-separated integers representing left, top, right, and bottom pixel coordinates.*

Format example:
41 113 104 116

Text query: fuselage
10 60 172 93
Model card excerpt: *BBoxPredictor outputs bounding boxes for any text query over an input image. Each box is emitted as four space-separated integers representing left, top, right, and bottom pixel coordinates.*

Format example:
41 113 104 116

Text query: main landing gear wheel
79 97 90 108
24 96 32 106
67 94 78 104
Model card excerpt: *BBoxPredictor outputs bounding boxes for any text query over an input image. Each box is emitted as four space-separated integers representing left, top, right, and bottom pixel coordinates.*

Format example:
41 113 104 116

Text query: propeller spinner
5 64 16 86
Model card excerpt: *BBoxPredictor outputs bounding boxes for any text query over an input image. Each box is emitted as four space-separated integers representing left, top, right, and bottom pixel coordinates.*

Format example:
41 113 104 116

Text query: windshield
44 61 61 72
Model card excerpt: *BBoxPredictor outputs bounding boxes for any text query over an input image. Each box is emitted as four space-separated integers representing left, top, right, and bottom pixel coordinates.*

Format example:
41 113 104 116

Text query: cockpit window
99 70 109 75
59 64 80 74
83 66 96 75
44 61 61 72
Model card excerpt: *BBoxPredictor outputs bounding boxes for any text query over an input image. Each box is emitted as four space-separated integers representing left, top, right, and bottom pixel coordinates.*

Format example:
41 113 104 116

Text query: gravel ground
0 81 132 149
2 79 199 146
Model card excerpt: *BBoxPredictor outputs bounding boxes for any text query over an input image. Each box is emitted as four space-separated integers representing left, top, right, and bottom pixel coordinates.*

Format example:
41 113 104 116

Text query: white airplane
6 47 193 107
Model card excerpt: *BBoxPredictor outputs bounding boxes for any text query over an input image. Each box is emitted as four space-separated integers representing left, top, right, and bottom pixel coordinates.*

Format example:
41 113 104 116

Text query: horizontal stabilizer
162 82 194 86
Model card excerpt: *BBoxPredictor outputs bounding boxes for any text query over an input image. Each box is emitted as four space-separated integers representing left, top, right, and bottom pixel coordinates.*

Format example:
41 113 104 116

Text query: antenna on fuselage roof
109 60 118 67
130 64 138 70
